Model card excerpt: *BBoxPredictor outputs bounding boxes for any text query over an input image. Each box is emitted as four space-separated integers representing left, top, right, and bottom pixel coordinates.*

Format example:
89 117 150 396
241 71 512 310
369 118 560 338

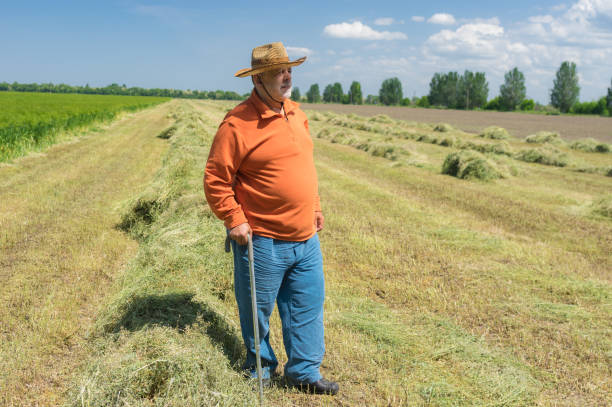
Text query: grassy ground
0 100 175 405
2 99 610 406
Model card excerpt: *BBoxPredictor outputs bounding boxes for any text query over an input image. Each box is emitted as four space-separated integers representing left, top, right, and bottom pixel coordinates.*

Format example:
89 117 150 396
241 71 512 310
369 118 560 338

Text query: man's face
258 67 292 100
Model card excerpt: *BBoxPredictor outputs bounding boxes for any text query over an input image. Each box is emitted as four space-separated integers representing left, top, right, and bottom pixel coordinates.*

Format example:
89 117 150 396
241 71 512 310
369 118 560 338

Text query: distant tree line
0 81 244 101
297 78 402 106
294 62 610 116
5 66 611 116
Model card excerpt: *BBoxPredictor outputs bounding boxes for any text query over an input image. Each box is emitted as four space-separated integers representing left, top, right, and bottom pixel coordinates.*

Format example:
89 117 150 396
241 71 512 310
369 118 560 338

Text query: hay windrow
157 125 177 139
525 131 564 145
433 123 454 132
459 140 513 156
514 147 570 167
309 112 324 121
441 150 503 181
569 138 611 153
368 114 394 124
479 126 510 140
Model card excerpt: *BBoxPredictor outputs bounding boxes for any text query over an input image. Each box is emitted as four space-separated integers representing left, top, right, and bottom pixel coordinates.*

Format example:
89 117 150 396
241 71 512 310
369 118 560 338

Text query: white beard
283 86 292 99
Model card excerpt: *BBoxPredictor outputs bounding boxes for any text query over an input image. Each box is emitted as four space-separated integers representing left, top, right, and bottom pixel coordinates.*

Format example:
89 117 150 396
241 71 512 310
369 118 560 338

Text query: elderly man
203 42 338 395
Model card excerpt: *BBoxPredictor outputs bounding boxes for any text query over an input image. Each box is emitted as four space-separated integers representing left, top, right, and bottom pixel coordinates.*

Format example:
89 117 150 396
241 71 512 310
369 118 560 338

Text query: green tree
348 81 363 104
291 87 301 101
416 95 430 108
550 61 580 113
379 77 403 105
484 96 500 110
365 95 379 104
428 72 459 108
607 78 612 111
331 82 343 103
469 72 489 109
520 99 535 111
499 67 526 111
457 71 474 109
457 71 488 109
306 84 321 103
322 84 333 102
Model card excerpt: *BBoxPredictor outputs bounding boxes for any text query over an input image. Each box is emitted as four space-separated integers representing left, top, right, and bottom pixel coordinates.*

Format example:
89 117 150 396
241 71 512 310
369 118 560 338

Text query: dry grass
0 101 175 405
3 100 611 406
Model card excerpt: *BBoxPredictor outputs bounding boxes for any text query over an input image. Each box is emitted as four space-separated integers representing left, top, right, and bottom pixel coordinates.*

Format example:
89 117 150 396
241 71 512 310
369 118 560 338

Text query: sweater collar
248 89 298 120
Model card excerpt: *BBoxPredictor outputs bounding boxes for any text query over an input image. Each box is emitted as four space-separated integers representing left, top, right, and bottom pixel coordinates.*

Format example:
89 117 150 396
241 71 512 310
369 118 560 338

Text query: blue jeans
231 233 325 383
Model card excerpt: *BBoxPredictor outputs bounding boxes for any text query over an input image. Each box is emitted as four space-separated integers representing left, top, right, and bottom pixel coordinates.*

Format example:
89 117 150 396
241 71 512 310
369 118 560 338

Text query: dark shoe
287 377 339 395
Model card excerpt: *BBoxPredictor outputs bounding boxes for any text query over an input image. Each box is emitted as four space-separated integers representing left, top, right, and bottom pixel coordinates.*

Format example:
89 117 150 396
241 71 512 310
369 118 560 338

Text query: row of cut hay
525 131 611 153
68 105 258 406
479 126 510 140
514 147 570 167
524 131 563 145
317 125 512 181
569 138 611 153
311 111 612 180
316 127 411 162
316 122 574 184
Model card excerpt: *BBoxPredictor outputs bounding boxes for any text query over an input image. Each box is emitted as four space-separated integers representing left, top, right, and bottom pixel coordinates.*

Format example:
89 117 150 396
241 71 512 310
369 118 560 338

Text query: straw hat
234 42 306 78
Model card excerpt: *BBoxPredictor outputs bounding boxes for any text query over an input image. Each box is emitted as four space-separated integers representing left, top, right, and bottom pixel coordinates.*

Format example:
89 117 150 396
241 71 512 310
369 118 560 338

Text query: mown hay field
0 91 169 161
1 98 610 406
302 103 612 144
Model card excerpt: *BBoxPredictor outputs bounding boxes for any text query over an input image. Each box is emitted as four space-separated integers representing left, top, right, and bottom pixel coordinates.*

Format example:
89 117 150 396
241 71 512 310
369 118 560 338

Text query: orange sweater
204 90 321 241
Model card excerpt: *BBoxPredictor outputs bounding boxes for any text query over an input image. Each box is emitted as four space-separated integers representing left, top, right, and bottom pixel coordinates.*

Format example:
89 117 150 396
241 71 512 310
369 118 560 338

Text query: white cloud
566 0 612 20
528 15 555 24
428 13 456 25
374 17 394 26
412 16 425 22
426 22 504 57
286 46 313 57
323 21 407 40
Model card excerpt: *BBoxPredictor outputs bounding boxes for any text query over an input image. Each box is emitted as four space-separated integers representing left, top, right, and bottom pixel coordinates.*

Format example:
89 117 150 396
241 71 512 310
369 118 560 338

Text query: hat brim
234 56 306 78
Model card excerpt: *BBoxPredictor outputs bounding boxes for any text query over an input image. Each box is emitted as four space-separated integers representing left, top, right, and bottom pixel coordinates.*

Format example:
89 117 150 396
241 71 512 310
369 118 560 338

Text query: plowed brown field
302 103 612 143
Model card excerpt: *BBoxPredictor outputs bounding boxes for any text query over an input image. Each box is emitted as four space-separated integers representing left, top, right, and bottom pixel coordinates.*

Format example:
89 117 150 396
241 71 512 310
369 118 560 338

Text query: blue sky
2 0 611 103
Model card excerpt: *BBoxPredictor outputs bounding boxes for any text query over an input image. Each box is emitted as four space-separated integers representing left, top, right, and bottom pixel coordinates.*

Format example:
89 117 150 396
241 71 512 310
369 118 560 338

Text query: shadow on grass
109 292 244 367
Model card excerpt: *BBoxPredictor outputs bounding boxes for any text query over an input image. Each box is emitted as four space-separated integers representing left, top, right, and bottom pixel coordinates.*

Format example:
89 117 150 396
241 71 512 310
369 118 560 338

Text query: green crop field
0 92 169 161
1 99 610 406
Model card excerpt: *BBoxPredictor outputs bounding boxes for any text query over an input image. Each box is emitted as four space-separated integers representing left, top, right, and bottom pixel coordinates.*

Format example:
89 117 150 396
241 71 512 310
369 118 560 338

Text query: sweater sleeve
204 121 249 229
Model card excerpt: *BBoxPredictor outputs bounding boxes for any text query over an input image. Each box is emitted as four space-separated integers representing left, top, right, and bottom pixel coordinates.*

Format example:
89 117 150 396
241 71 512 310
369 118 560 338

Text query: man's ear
253 74 262 85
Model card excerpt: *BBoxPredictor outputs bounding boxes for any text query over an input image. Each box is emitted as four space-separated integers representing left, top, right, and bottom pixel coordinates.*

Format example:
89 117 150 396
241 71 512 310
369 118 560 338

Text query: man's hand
314 211 324 232
229 222 252 246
